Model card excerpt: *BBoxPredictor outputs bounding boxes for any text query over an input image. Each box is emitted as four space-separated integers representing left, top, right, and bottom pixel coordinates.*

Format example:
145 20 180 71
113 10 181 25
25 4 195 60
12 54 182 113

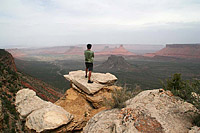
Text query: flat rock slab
64 70 117 94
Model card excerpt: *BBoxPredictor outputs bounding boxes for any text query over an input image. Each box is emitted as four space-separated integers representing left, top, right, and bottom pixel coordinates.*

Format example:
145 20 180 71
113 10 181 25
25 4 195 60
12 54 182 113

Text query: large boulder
15 89 73 132
26 103 73 132
64 70 117 94
83 89 198 133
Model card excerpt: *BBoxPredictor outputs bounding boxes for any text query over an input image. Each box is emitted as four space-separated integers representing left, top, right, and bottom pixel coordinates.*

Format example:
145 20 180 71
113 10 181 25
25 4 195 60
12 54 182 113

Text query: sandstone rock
15 89 73 132
126 89 197 133
26 104 73 132
83 109 140 133
71 83 121 109
64 70 117 94
83 86 122 109
55 88 107 131
83 89 198 133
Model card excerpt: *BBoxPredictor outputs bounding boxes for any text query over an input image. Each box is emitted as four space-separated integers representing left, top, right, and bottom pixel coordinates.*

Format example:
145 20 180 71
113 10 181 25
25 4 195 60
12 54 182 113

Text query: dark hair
87 44 92 49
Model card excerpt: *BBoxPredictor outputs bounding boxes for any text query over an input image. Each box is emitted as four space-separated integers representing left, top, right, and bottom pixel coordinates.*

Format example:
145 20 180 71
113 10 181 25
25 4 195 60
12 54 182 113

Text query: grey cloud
0 0 200 48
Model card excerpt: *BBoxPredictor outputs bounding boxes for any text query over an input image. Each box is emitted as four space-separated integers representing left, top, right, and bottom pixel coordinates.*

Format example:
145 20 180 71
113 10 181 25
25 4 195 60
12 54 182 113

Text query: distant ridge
64 46 83 55
144 44 200 59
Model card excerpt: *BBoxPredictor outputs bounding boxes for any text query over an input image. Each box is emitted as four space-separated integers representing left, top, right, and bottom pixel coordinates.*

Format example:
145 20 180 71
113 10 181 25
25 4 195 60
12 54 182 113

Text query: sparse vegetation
103 85 141 109
161 73 200 126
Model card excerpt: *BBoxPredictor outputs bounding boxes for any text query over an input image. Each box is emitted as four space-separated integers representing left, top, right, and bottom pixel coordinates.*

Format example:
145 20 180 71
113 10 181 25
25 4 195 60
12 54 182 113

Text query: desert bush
103 85 141 109
4 112 9 126
161 73 200 126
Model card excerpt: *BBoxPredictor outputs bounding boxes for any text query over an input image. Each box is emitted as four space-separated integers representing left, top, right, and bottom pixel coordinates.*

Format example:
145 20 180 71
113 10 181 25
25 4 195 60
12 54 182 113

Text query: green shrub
161 73 200 126
4 112 9 125
103 85 141 109
9 87 18 93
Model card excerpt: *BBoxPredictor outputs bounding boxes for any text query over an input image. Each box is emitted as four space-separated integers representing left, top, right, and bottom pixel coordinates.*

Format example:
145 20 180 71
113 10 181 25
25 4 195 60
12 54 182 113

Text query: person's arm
92 52 94 58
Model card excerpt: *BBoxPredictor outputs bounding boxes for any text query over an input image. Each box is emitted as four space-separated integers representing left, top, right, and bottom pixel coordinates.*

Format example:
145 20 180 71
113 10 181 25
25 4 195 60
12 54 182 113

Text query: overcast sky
0 0 200 48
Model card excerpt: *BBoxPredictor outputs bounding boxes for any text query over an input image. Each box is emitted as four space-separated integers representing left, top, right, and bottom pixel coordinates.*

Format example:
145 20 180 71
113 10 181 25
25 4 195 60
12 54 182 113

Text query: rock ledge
64 70 117 94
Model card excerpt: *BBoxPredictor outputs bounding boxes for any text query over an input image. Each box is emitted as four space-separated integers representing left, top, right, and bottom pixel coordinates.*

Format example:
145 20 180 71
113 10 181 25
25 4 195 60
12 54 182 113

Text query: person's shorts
85 62 93 71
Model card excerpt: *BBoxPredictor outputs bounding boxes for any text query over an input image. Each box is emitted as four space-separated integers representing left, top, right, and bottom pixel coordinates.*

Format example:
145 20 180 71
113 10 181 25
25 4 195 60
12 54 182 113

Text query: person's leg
85 68 88 78
88 71 92 81
85 62 88 78
88 63 93 83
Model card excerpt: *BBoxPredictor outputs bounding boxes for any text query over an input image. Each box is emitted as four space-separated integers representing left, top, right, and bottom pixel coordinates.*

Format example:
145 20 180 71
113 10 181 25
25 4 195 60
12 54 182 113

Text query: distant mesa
144 44 200 59
96 55 134 71
96 45 136 56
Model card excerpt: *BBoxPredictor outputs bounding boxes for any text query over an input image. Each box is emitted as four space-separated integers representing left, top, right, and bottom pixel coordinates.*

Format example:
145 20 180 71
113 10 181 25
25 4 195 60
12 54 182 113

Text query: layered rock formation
54 70 120 132
144 44 200 59
15 89 73 132
83 89 199 133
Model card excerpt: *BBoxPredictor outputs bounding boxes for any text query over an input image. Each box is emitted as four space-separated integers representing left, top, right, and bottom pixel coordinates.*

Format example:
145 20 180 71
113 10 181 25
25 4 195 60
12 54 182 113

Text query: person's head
87 44 92 49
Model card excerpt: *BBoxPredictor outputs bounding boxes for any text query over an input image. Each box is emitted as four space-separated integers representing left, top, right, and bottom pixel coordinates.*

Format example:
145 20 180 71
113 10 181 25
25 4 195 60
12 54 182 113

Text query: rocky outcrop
96 55 134 71
54 71 120 132
83 89 198 133
15 89 73 132
64 70 117 94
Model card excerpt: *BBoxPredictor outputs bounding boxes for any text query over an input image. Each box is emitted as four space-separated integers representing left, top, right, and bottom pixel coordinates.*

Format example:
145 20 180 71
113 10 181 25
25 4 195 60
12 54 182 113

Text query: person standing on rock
84 44 94 83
